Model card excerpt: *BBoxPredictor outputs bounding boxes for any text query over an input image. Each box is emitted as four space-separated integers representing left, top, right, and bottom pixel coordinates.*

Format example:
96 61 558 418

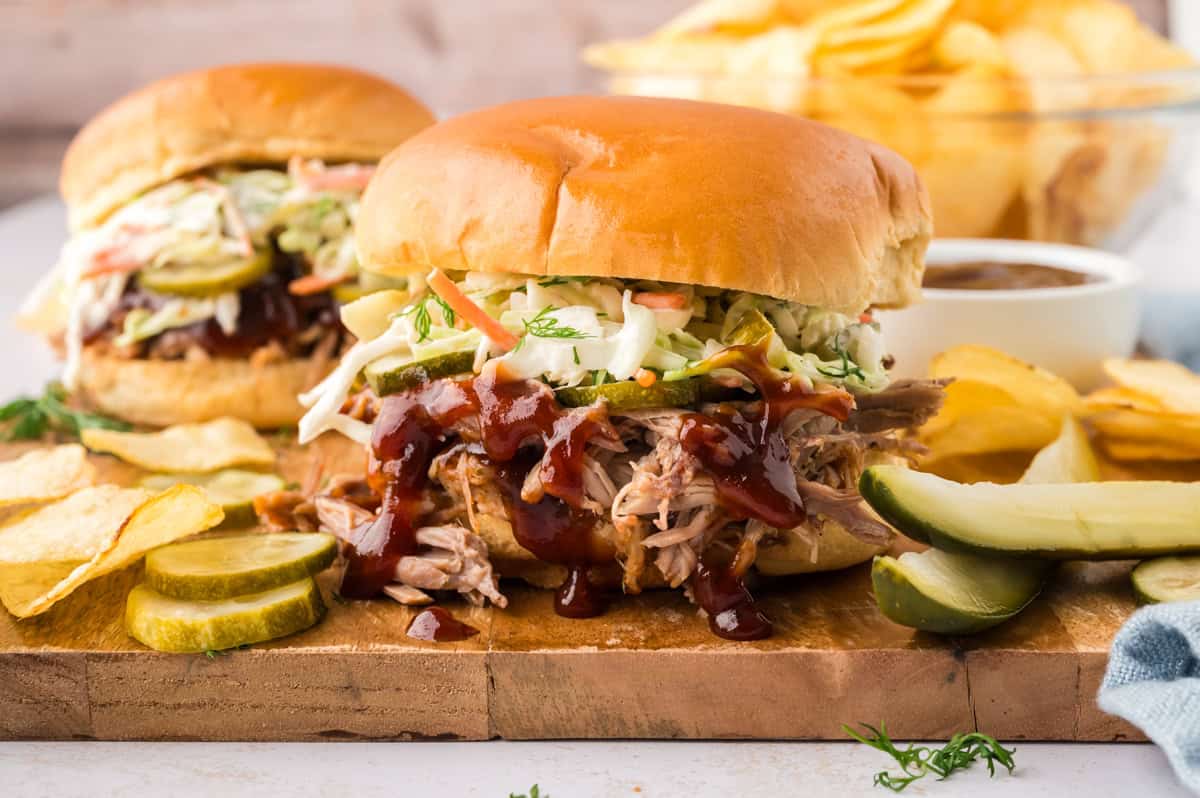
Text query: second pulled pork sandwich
297 96 944 639
19 63 435 428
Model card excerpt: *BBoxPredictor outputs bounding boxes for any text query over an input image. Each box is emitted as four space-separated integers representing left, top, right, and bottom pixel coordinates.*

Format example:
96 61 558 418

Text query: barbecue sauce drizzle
341 344 855 639
341 366 618 617
680 345 854 640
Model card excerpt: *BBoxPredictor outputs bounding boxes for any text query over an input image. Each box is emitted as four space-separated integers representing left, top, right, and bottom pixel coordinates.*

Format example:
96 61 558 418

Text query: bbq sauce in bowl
923 261 1101 291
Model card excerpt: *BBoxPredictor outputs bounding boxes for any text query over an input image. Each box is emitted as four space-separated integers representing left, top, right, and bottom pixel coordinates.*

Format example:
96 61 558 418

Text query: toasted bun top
61 62 435 229
357 96 931 310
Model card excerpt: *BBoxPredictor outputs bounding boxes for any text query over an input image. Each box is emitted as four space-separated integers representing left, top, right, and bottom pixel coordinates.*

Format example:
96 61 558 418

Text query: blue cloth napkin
1099 600 1200 794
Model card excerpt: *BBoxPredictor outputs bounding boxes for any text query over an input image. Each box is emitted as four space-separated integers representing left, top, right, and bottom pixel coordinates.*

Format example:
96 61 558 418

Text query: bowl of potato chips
585 0 1200 249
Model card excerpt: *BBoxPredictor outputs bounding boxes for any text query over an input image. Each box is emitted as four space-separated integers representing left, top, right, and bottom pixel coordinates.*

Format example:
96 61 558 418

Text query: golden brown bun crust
77 349 330 429
357 96 931 311
62 62 435 229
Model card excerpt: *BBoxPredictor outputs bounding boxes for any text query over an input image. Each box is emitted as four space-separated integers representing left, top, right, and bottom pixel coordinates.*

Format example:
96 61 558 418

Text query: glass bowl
597 68 1200 251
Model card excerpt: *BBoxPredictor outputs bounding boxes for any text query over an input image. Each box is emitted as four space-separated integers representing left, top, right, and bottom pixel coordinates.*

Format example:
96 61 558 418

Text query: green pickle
126 578 325 654
364 351 476 395
725 308 775 346
137 250 273 297
139 469 286 528
557 379 700 410
144 532 338 601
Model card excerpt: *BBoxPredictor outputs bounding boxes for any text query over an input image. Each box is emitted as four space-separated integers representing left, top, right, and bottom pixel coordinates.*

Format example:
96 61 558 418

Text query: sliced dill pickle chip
125 578 325 653
725 308 775 346
557 379 700 410
144 532 337 601
364 351 475 395
1131 557 1200 605
137 250 273 297
139 470 286 528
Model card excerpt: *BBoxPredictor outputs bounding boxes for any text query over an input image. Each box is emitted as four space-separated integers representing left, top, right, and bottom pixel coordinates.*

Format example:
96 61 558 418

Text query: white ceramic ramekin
877 239 1142 390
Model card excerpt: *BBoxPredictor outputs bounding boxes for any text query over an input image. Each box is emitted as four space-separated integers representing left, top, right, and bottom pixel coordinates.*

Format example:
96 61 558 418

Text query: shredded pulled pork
283 376 946 603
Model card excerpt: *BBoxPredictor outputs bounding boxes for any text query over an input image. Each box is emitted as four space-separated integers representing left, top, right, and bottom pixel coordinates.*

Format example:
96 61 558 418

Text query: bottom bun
77 348 328 428
753 521 886 575
473 510 881 588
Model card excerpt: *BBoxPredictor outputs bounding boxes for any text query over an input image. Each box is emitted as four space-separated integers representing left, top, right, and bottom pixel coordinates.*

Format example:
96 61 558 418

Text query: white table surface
0 196 1195 798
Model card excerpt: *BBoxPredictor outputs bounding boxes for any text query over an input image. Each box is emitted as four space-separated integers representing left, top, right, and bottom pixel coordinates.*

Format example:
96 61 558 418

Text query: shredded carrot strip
427 269 519 351
633 291 688 310
289 273 348 296
289 156 376 191
859 312 874 324
635 368 658 388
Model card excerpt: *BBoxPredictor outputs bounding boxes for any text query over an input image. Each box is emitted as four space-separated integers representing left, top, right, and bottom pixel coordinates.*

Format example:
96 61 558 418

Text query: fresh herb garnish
432 294 457 328
509 787 546 798
0 383 131 442
844 722 1015 792
817 332 866 381
522 306 590 341
397 295 457 343
537 276 588 287
572 346 581 365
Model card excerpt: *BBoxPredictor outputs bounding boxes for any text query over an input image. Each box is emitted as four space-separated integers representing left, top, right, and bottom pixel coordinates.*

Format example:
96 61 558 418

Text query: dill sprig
396 294 456 343
513 306 590 352
817 331 867 381
844 722 1015 792
0 382 130 441
509 787 546 798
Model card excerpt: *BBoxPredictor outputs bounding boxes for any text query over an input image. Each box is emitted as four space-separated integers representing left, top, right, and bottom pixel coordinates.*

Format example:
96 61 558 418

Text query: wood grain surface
0 438 1144 742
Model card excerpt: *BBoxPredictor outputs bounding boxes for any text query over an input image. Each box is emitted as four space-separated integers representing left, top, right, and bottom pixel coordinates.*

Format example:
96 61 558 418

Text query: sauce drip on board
679 345 854 640
406 606 479 642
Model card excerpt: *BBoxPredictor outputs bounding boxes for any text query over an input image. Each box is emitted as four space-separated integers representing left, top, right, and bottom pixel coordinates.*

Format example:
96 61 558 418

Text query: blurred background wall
0 0 1173 210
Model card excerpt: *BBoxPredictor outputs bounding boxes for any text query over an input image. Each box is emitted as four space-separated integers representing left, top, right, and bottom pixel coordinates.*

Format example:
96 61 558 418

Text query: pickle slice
139 470 286 528
364 351 475 395
725 308 775 346
557 378 700 410
1131 556 1200 605
125 578 325 653
138 250 272 297
144 532 337 601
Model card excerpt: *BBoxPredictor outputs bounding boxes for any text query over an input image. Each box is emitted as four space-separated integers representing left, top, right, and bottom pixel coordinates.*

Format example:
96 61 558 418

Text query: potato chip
932 21 1009 70
1089 409 1200 450
931 345 1082 417
81 418 275 473
0 485 224 617
1102 359 1200 415
1084 386 1165 414
0 445 95 507
1102 438 1200 463
922 404 1062 460
658 0 781 38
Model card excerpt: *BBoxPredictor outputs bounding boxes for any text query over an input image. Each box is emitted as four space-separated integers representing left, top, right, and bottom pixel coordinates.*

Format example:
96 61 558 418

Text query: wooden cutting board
0 438 1143 742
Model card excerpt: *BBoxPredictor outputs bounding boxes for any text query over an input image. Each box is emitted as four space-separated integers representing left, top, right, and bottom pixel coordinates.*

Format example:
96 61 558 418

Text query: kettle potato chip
0 444 95 507
81 417 275 473
0 484 224 618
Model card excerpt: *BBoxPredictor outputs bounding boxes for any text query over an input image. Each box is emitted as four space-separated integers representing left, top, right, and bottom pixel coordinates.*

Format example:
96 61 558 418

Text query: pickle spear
144 532 337 601
126 578 325 653
364 351 475 395
139 470 286 528
138 251 272 297
870 419 1101 634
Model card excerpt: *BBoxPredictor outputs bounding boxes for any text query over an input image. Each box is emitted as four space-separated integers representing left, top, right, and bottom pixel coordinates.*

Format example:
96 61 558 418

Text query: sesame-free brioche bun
76 349 327 429
357 96 932 312
61 62 435 229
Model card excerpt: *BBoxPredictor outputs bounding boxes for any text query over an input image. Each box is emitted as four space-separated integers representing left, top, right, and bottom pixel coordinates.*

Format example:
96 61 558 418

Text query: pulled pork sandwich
19 63 435 428
296 96 944 639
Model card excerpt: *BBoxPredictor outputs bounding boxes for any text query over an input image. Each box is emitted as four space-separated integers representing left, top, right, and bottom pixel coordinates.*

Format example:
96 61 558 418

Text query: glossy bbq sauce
340 366 616 617
406 607 479 642
679 345 855 640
